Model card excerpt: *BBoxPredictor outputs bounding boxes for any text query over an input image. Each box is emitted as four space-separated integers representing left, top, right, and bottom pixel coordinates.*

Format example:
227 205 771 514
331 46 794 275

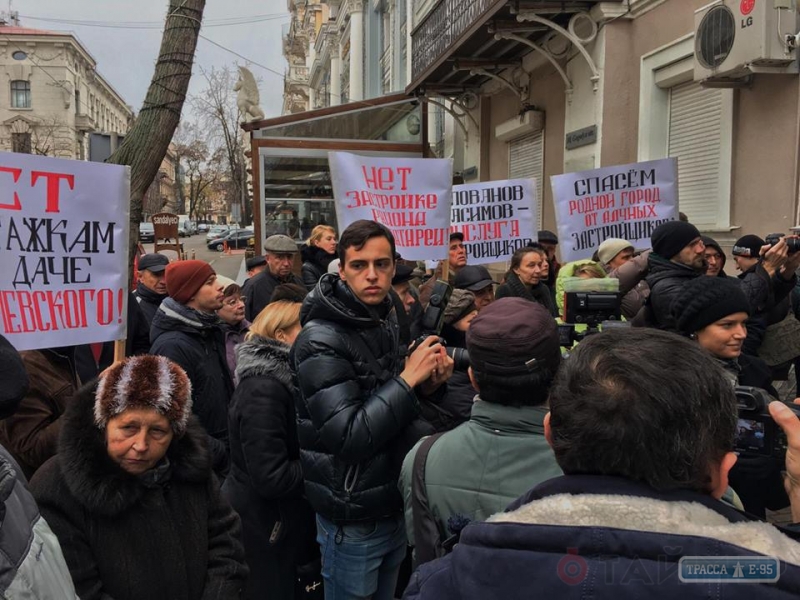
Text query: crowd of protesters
6 216 800 599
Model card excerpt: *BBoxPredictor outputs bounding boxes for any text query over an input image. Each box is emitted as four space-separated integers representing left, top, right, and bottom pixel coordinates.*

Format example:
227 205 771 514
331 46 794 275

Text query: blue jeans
316 513 407 600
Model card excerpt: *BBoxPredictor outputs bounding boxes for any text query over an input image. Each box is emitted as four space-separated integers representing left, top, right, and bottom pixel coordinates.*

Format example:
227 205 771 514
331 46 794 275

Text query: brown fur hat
94 355 193 436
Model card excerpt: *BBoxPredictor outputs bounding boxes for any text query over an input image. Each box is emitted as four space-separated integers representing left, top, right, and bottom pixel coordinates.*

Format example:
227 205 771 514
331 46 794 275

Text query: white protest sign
451 178 538 263
551 158 679 263
0 152 130 351
329 152 452 262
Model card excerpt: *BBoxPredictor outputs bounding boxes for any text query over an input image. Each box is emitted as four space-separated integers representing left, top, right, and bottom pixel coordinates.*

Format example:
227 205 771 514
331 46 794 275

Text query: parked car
197 222 210 233
207 229 254 252
206 225 230 241
139 222 155 243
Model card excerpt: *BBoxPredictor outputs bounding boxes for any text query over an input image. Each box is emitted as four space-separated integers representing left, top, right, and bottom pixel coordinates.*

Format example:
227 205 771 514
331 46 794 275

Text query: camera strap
350 333 384 379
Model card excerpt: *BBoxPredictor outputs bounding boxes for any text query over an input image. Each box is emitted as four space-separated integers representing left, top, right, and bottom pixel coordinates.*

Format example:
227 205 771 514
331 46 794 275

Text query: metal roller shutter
508 131 544 228
668 81 723 226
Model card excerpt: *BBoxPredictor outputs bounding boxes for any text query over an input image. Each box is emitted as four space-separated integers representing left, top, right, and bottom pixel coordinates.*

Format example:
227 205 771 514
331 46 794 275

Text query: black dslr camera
735 386 800 457
765 233 800 254
558 291 625 347
410 280 470 371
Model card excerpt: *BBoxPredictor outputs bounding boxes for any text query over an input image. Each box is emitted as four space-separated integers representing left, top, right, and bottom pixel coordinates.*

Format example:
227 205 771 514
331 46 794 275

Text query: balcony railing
410 0 503 83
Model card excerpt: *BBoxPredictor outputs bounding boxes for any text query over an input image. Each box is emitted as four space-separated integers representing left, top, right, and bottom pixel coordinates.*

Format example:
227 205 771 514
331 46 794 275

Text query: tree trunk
107 0 206 273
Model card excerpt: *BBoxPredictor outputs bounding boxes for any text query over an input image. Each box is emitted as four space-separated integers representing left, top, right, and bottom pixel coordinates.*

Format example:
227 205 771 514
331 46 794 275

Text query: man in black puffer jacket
292 220 453 600
150 260 234 478
639 220 707 331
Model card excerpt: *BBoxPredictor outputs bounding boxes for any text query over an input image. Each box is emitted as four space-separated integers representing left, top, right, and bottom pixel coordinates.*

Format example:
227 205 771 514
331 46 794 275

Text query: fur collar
57 382 212 516
490 493 800 566
234 335 293 388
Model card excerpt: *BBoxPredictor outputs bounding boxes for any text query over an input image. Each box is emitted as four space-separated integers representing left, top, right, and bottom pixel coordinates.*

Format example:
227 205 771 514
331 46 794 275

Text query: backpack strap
411 432 447 567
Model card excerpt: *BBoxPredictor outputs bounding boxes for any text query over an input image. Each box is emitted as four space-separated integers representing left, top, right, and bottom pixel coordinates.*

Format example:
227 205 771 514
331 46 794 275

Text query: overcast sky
13 0 288 118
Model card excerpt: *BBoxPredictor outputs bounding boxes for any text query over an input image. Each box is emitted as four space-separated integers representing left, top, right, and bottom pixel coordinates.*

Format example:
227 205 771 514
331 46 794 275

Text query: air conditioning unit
694 0 799 83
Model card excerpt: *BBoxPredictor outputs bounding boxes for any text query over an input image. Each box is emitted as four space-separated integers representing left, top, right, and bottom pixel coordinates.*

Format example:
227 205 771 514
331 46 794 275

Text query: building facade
0 20 133 160
407 0 800 248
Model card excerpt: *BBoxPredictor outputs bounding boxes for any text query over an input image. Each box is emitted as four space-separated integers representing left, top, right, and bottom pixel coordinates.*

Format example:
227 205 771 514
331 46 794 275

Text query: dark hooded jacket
292 273 427 523
149 298 234 476
495 271 556 316
301 244 336 291
0 335 78 599
133 281 168 328
0 346 80 479
245 268 305 322
223 336 317 599
404 476 800 600
640 253 703 331
29 384 247 600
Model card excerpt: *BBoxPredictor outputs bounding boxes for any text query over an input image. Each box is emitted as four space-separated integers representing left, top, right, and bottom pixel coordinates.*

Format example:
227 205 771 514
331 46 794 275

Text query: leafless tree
190 66 251 225
107 0 206 271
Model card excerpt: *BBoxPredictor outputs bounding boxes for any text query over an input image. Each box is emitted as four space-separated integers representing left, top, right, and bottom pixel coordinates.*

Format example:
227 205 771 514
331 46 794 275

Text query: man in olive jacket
292 220 453 600
400 298 562 563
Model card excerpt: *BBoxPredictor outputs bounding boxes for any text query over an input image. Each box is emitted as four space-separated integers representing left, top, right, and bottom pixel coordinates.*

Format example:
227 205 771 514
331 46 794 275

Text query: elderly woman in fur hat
29 355 248 600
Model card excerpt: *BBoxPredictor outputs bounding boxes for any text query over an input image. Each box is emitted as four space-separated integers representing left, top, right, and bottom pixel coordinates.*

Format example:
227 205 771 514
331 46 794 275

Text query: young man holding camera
292 220 453 600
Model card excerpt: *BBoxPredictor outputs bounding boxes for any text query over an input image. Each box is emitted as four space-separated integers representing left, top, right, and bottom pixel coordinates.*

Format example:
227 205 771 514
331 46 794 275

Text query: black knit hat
651 221 702 259
732 234 766 258
670 276 750 335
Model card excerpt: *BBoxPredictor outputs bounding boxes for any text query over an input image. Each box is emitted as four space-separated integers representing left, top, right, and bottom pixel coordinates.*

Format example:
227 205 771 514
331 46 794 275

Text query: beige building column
348 0 365 101
329 33 341 107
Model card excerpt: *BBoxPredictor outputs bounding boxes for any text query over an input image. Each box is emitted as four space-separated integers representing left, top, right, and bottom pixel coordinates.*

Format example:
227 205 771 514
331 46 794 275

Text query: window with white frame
10 80 31 109
638 35 733 230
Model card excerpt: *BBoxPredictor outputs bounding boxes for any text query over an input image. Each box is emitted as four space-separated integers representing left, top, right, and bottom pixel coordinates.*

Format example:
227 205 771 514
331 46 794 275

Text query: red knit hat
165 260 215 304
94 355 193 436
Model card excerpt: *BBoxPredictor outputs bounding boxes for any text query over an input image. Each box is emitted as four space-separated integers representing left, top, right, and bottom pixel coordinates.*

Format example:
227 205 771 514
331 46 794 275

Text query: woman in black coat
671 276 788 518
29 355 247 600
300 225 337 290
223 299 318 600
496 246 557 316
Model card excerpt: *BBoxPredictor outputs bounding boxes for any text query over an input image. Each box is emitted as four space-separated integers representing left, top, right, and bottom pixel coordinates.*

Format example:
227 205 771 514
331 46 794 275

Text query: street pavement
142 233 247 283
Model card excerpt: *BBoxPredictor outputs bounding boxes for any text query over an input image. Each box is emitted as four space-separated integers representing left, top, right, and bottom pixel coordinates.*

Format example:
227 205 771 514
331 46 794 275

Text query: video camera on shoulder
558 278 626 347
735 386 800 457
410 280 469 371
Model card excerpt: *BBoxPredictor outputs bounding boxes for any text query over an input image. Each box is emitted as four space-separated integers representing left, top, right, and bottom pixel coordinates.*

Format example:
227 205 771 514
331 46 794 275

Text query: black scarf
505 271 556 316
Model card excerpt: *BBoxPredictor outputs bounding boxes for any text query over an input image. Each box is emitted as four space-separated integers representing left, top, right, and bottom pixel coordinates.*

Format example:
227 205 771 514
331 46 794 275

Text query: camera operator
671 276 787 517
731 234 800 359
405 329 800 600
292 220 453 599
595 239 651 319
400 299 562 566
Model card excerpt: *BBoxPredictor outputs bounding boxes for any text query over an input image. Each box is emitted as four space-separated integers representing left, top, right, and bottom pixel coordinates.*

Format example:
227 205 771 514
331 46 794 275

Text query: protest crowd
10 177 800 600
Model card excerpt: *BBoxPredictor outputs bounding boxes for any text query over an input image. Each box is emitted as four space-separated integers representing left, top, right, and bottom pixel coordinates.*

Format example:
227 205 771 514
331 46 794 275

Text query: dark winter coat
223 336 317 600
738 262 796 354
0 347 80 480
245 269 304 322
641 253 703 331
29 385 248 600
404 475 800 600
149 298 234 476
301 244 336 291
495 271 556 316
220 319 250 381
292 273 426 523
133 281 168 328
